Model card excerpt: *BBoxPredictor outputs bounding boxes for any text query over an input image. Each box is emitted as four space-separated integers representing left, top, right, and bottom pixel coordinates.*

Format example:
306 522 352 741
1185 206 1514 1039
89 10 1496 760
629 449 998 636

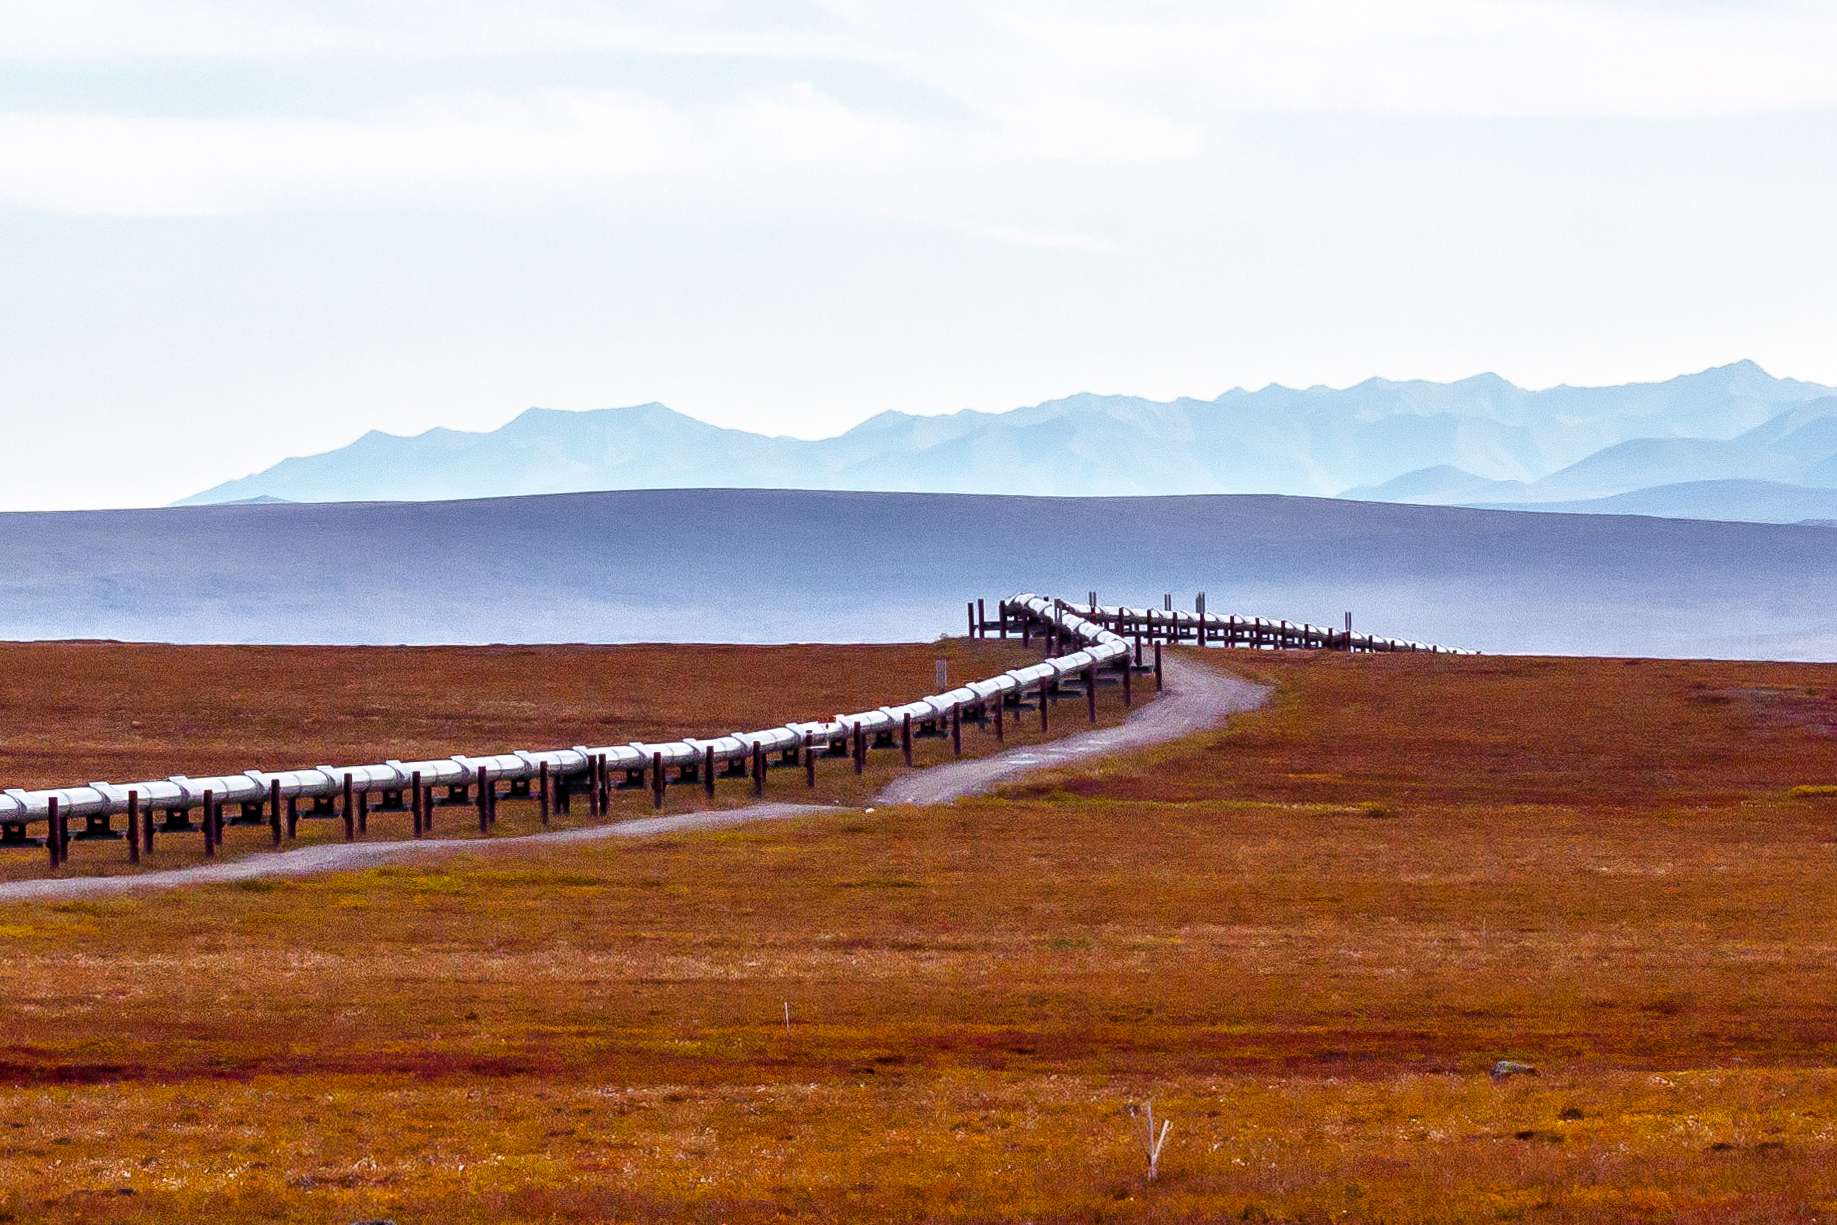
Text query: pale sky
4 1 1836 510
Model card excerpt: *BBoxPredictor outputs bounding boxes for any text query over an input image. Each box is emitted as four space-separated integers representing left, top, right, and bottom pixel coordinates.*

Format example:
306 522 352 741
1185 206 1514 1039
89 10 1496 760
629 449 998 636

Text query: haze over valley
8 488 1833 660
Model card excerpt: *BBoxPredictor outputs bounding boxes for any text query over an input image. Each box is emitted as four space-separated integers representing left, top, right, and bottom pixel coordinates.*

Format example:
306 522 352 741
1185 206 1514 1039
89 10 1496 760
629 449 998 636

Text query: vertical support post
705 745 716 799
651 752 666 810
47 796 60 870
477 767 490 834
804 733 816 788
995 697 1005 742
951 705 962 756
901 713 913 766
203 790 216 858
413 771 426 837
853 723 865 775
752 742 765 797
342 773 355 842
1133 623 1144 667
967 600 976 638
269 779 282 847
1122 658 1133 706
1197 593 1207 646
1345 611 1353 651
358 790 369 835
286 795 299 840
594 754 607 818
1022 615 1032 648
143 795 156 855
998 600 1008 639
127 791 141 865
1155 643 1164 691
977 598 987 638
421 785 433 834
1039 679 1050 732
1086 665 1097 722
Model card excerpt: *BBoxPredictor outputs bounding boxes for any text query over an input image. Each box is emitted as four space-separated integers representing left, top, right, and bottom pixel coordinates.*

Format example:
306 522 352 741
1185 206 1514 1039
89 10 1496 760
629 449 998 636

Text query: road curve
0 655 1268 902
873 655 1267 804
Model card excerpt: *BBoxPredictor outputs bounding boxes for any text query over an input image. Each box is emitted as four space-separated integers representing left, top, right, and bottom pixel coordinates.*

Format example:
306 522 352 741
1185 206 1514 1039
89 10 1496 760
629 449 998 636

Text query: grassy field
3 646 1837 1221
0 637 1065 881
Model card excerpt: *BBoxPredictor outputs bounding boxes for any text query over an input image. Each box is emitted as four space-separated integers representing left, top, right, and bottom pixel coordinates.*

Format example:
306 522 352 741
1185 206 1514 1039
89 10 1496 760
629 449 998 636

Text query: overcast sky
4 0 1835 510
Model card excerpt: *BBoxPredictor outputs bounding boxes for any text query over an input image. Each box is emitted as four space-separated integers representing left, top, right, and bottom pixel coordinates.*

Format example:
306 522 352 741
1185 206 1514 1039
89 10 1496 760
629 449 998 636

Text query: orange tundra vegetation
0 637 1062 881
2 646 1837 1221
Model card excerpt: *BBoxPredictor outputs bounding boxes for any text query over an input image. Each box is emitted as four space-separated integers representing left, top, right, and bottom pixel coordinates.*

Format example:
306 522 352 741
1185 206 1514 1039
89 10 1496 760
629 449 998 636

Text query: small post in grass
1138 1100 1172 1182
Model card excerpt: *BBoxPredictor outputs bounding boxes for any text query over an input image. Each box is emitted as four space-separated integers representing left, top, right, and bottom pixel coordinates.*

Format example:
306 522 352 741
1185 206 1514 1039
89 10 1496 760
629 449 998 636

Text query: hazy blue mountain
1341 465 1533 504
181 361 1834 508
1355 392 1837 516
10 489 1837 660
1476 479 1837 524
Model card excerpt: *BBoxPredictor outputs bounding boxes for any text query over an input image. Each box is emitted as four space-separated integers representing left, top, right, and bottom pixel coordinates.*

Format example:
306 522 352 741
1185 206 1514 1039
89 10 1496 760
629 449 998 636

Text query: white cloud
4 1 1835 216
0 87 945 215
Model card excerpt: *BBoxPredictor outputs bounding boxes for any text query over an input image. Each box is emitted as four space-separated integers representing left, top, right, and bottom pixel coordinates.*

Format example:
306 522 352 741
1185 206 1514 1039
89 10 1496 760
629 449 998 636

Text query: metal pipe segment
0 592 1464 827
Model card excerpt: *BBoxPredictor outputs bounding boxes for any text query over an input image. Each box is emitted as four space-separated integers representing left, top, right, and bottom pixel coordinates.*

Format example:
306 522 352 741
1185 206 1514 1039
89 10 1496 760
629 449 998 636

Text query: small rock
1490 1059 1539 1081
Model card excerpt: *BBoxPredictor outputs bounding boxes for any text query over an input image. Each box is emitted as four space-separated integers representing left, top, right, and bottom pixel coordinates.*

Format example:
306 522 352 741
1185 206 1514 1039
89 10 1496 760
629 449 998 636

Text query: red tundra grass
2 646 1836 1221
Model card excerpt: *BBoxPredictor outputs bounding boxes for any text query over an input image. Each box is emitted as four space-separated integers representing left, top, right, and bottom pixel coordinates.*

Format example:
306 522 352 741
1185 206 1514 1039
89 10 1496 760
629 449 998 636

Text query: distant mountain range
181 361 1837 523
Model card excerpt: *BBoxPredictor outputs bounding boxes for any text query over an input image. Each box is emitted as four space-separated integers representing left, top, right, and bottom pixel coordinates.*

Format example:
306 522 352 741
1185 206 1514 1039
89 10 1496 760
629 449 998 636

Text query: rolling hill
1476 479 1837 524
8 489 1835 659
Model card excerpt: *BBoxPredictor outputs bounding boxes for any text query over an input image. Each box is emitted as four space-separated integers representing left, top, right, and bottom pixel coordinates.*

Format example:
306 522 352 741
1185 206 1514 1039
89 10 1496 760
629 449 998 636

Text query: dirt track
874 655 1266 805
0 655 1267 901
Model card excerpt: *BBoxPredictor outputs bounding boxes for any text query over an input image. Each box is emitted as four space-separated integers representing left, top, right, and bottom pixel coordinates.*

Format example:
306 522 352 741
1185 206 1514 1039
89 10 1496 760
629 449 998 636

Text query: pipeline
0 593 1467 842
